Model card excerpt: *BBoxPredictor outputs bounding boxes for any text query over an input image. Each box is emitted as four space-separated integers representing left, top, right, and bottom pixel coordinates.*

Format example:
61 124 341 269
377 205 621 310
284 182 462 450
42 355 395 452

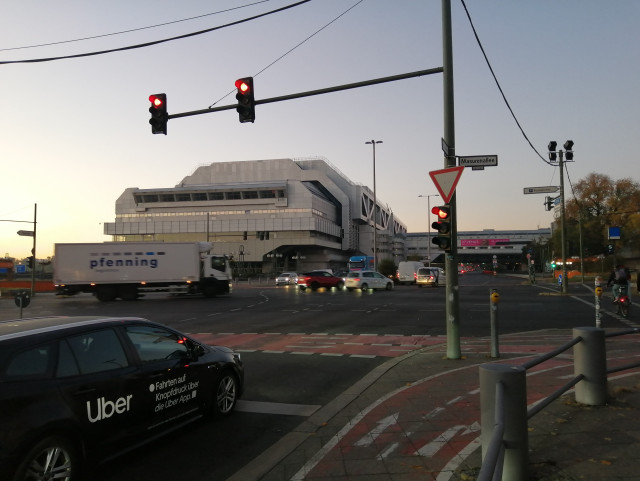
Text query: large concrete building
104 158 407 274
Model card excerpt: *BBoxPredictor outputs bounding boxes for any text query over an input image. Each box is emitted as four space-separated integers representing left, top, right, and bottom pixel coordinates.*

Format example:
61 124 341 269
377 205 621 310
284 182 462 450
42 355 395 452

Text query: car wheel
14 435 79 481
214 371 239 417
310 282 319 291
336 281 344 290
360 283 369 291
385 282 393 291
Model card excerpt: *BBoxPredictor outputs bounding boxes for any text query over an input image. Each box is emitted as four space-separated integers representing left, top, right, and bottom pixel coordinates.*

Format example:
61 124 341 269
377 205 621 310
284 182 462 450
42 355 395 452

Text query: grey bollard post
573 327 607 405
490 289 500 358
480 364 528 481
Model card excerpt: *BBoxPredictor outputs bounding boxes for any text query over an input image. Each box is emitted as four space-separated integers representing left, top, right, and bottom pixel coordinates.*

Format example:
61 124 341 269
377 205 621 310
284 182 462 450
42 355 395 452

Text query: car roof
0 316 151 342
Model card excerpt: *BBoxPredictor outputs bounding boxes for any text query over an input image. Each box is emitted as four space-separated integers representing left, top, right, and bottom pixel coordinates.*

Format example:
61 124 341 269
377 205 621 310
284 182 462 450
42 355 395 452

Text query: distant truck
396 261 425 285
54 242 231 301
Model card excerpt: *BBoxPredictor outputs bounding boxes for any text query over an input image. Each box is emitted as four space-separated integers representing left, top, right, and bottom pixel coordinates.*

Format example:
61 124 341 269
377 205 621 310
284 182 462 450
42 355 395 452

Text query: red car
297 271 345 291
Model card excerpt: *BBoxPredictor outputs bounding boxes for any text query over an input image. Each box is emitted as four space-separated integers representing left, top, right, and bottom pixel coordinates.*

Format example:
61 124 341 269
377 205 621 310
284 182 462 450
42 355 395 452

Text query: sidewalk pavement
228 328 640 481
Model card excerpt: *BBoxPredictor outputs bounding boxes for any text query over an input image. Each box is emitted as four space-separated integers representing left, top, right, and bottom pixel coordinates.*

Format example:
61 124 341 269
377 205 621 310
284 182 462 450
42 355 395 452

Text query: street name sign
17 230 34 237
429 166 464 204
523 186 559 194
458 155 498 169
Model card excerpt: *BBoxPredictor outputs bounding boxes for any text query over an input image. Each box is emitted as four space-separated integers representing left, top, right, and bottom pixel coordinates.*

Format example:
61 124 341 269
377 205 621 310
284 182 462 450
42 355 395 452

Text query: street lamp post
418 194 440 266
366 140 382 270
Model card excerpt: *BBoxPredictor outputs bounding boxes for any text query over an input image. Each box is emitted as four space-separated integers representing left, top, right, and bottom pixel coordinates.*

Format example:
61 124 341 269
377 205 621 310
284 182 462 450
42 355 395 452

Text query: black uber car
0 316 244 481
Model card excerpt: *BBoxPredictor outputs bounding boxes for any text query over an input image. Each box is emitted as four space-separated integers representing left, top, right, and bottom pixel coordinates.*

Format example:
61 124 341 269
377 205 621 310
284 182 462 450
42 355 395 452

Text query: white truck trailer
54 242 231 301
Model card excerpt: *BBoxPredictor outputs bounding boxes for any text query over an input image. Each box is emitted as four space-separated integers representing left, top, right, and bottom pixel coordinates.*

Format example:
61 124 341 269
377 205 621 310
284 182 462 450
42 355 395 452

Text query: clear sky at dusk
2 0 639 259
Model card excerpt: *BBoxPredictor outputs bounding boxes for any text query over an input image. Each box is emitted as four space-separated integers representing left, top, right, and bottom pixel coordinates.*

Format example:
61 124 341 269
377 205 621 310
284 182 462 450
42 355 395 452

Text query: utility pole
558 150 568 294
442 0 460 359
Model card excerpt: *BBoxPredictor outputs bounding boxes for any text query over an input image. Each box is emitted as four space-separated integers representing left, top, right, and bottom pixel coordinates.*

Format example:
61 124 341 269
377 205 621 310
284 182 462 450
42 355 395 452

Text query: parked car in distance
0 316 244 481
275 272 298 285
416 267 442 287
345 270 394 291
297 271 345 291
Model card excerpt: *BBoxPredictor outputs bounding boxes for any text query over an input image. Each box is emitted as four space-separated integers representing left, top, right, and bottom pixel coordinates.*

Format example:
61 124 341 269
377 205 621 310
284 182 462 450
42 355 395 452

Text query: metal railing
477 327 640 481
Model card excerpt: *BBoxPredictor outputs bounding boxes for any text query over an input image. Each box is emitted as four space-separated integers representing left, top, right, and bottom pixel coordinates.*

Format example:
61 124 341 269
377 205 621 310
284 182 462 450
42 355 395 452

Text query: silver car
275 272 298 286
345 270 394 291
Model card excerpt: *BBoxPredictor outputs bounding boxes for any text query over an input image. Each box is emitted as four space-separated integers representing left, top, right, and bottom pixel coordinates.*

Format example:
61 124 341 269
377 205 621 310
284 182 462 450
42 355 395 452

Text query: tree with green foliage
551 173 640 259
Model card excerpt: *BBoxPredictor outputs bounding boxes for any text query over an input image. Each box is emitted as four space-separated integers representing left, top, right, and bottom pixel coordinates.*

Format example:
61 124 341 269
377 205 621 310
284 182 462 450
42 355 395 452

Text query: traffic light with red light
235 77 255 123
149 93 168 135
431 205 451 251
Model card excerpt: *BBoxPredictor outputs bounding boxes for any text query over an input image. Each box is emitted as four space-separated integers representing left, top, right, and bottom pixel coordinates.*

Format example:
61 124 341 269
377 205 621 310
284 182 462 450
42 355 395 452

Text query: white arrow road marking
416 422 480 457
354 412 399 447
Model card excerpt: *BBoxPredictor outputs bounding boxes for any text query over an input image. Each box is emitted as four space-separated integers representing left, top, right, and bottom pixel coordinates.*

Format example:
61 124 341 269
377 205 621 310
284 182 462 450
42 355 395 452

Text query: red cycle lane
290 355 577 481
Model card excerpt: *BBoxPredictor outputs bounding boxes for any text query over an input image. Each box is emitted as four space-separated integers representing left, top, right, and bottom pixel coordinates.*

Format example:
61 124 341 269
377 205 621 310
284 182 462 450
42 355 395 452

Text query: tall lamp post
418 194 440 266
366 140 382 270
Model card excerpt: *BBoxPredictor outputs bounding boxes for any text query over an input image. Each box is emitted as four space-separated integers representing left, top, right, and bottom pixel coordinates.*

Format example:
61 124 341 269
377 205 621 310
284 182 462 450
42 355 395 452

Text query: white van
396 261 425 285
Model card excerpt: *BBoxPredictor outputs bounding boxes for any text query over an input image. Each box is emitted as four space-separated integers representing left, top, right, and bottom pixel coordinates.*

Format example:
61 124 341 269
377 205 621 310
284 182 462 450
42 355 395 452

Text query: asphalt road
0 272 634 480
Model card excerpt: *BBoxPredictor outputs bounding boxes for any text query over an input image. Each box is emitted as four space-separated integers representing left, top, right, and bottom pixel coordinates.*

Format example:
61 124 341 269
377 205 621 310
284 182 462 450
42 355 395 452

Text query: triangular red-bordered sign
429 166 464 204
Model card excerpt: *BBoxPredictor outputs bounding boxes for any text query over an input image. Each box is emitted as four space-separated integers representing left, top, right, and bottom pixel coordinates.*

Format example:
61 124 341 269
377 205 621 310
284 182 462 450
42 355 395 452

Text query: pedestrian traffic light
235 77 255 123
564 140 574 160
548 141 557 161
149 94 168 135
431 205 451 251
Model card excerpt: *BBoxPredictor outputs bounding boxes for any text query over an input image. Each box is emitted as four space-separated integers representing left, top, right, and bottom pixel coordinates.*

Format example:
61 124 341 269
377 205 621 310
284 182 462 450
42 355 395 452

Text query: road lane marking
236 400 320 417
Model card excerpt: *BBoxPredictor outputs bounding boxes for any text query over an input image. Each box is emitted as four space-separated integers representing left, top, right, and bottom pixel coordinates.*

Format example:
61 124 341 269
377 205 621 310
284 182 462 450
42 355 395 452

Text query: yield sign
429 166 464 204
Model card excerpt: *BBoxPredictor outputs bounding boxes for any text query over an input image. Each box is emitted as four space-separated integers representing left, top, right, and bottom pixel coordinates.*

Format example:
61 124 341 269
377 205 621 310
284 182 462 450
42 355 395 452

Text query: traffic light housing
149 94 168 135
564 140 574 160
26 256 34 269
544 196 554 211
431 205 451 251
548 141 557 161
235 77 255 123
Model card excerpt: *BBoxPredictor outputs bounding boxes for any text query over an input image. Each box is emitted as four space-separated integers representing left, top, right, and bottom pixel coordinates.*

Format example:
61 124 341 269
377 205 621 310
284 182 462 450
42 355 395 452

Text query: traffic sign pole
441 0 460 360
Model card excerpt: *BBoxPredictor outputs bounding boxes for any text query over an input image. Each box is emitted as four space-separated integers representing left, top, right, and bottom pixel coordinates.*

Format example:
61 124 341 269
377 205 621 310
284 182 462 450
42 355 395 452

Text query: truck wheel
95 285 117 302
202 284 217 298
118 285 138 301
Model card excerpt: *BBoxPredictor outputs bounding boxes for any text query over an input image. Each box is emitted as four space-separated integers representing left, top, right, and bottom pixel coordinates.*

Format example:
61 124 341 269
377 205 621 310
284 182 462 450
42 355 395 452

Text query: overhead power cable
459 0 552 166
0 0 274 52
0 0 311 65
209 0 364 108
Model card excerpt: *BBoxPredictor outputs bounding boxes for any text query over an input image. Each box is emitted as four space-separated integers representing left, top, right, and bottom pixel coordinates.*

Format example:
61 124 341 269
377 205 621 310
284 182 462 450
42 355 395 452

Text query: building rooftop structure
104 158 406 274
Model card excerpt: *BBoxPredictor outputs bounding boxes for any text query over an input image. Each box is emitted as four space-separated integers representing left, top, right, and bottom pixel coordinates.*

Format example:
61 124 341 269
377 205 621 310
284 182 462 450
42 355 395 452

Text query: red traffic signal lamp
431 205 451 251
235 77 255 123
149 94 168 135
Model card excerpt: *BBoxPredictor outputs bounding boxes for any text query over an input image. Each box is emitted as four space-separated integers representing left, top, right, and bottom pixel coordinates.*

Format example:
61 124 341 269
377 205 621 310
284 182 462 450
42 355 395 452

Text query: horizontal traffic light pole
167 67 443 120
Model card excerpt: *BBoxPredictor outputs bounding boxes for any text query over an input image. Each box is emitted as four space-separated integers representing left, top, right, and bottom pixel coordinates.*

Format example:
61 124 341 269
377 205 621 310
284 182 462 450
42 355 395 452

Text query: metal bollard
573 327 607 405
480 364 529 481
490 289 500 358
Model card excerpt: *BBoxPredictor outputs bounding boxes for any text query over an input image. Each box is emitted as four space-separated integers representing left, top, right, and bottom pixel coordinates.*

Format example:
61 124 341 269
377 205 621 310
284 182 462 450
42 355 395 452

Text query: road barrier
477 326 640 481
